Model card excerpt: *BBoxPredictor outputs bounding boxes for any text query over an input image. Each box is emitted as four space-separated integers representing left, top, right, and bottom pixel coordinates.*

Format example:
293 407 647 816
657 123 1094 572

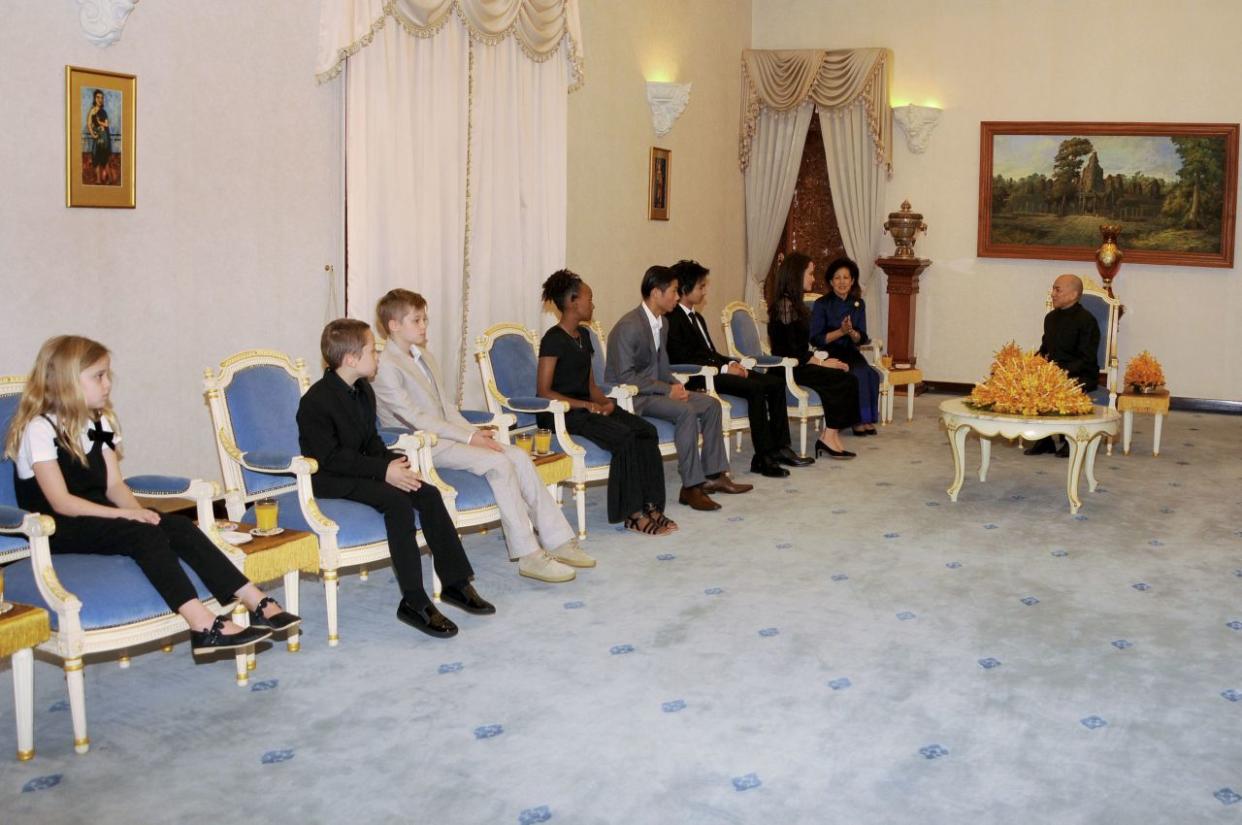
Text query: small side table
0 603 51 761
880 357 923 425
1117 389 1171 456
211 527 319 685
532 452 573 489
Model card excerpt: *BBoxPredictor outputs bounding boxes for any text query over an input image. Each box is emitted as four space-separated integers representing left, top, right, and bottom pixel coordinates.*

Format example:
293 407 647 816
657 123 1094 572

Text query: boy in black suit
297 319 494 638
666 259 813 478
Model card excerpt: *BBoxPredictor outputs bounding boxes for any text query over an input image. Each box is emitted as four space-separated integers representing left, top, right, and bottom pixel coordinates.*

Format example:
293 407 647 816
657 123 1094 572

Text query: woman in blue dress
810 257 879 435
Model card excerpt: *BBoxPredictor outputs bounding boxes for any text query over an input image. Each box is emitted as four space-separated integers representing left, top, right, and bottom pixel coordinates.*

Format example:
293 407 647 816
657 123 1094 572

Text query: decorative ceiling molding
77 0 139 48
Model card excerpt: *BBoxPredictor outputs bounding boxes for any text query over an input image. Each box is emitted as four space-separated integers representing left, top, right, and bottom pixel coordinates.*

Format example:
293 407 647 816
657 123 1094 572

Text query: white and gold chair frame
203 349 440 647
476 323 610 539
720 301 820 457
3 480 246 754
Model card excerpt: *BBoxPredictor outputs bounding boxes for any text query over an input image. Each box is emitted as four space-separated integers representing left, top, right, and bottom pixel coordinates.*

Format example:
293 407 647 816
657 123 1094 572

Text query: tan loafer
549 538 597 568
518 550 576 583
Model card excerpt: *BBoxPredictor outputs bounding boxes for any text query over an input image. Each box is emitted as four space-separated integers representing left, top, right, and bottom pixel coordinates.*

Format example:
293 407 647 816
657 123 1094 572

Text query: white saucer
249 527 285 537
221 530 253 546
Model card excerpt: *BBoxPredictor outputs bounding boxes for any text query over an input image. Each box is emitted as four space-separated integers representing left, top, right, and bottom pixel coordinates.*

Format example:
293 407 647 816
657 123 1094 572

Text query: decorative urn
882 200 928 259
1095 224 1123 297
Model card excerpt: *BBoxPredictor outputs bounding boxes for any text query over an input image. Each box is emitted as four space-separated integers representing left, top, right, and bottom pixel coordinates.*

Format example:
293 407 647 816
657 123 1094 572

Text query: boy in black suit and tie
666 259 813 478
297 318 494 639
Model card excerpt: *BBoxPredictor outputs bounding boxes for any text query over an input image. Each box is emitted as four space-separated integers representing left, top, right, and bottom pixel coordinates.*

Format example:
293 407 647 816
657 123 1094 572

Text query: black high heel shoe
815 440 856 460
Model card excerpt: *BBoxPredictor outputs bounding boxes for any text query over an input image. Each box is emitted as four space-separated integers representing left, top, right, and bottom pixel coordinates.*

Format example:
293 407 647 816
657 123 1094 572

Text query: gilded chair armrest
669 364 718 378
379 426 405 447
127 476 221 537
237 450 299 473
546 406 587 460
599 383 637 411
24 513 84 635
504 396 558 414
0 505 34 532
753 355 796 369
461 408 509 426
404 432 459 519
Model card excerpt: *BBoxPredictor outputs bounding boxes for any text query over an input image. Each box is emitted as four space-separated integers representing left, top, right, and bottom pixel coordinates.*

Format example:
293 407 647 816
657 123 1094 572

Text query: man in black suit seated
297 318 494 639
1026 273 1101 458
666 259 814 478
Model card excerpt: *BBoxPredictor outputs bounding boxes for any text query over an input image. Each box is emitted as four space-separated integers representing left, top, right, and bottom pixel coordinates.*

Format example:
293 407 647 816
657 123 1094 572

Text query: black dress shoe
190 616 272 654
440 583 496 615
750 456 790 478
396 599 459 638
249 596 303 632
774 446 814 467
1024 437 1055 456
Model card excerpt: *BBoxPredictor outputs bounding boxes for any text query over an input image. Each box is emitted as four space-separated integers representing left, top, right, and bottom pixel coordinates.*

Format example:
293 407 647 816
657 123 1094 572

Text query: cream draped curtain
317 0 582 407
743 103 813 308
739 48 892 326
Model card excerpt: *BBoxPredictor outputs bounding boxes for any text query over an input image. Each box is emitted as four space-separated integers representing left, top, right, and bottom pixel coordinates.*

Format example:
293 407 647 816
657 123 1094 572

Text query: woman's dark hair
768 252 812 323
671 259 709 296
826 257 862 300
541 269 582 311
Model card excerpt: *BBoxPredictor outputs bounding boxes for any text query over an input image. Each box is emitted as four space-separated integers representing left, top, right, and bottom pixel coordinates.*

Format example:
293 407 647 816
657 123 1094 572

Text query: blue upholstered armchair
2 376 251 753
721 300 822 457
0 376 33 564
475 323 602 538
203 349 438 646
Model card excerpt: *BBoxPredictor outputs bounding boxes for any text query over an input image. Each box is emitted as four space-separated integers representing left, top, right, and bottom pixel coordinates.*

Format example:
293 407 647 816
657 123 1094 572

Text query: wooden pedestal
875 255 931 370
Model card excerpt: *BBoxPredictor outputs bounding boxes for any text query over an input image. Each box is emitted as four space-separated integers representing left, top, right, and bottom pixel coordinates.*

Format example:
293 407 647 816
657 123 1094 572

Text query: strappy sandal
624 513 666 536
645 506 678 533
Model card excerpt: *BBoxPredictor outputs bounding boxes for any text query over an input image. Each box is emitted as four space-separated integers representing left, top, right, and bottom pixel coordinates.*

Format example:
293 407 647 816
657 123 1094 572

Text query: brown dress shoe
678 485 722 511
701 473 753 495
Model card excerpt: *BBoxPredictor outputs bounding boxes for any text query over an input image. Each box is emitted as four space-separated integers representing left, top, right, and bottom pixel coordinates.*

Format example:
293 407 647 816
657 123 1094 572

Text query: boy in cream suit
372 289 594 582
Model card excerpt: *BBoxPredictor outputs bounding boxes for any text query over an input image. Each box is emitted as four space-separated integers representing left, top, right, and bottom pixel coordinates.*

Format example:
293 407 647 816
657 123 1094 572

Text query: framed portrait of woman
66 66 136 208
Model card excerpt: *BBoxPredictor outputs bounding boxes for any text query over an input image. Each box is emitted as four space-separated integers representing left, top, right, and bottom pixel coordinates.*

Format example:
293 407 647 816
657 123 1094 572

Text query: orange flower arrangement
969 341 1094 416
1123 350 1165 390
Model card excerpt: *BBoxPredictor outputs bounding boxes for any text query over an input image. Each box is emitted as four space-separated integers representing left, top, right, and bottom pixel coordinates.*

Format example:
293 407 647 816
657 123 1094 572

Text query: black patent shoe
397 599 459 638
814 441 856 460
249 597 303 632
774 446 814 467
750 456 790 478
190 616 272 654
440 583 497 616
1024 437 1056 456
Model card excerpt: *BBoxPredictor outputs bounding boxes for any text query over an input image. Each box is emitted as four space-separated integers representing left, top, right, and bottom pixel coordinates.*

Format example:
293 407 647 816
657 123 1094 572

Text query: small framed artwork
649 146 670 220
978 121 1238 267
66 65 136 208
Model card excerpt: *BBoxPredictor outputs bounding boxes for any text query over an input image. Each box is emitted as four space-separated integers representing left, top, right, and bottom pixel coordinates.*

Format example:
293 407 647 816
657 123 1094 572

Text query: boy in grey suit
372 289 593 582
605 266 752 511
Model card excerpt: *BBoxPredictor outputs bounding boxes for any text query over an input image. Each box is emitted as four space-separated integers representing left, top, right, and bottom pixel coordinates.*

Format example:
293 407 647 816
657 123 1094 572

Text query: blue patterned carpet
2 397 1240 824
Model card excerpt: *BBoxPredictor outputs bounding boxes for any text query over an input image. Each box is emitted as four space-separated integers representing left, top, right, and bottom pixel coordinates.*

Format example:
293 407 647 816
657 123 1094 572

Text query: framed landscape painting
66 65 136 208
978 121 1238 267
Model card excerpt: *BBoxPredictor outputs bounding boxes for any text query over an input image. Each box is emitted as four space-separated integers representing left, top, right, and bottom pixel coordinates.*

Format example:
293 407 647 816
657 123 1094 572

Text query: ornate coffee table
938 397 1120 514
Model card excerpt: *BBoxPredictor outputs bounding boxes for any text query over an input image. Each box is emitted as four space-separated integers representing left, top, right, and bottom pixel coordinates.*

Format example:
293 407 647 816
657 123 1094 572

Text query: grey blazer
605 305 675 396
372 341 475 456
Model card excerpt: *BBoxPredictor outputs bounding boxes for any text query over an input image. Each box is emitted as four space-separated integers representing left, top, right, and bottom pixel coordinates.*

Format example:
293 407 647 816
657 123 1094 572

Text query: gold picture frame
649 146 670 220
66 66 136 208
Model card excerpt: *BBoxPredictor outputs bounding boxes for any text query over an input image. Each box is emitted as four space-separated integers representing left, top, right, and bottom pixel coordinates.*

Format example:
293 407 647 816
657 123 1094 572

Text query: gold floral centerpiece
968 341 1095 416
1123 350 1165 393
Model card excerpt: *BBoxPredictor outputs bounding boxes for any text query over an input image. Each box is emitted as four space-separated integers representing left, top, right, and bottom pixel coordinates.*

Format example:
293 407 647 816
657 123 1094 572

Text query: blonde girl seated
4 335 300 653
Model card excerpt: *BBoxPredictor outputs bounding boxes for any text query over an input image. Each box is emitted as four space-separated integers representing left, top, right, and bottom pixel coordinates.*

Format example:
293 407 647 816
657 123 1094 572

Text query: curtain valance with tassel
739 48 892 172
317 0 584 87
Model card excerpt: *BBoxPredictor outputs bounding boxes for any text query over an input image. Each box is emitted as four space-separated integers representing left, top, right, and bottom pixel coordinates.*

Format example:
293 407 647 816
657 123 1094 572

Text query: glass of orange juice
255 499 279 533
534 428 553 455
515 432 534 454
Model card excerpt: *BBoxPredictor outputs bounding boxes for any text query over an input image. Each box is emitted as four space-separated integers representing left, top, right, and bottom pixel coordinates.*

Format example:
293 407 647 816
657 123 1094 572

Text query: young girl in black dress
537 271 675 536
767 252 861 458
4 335 300 653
